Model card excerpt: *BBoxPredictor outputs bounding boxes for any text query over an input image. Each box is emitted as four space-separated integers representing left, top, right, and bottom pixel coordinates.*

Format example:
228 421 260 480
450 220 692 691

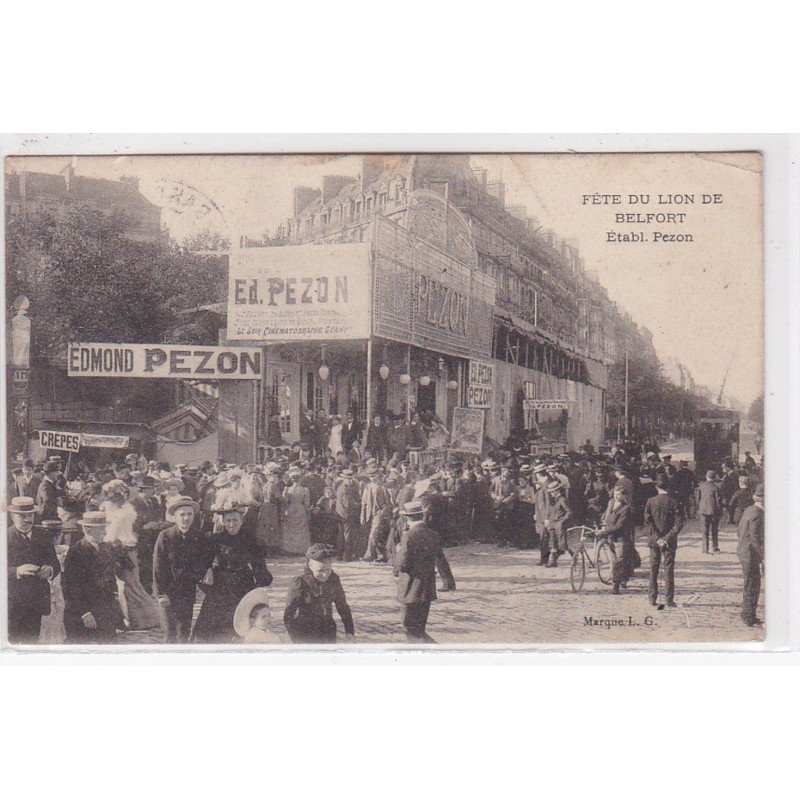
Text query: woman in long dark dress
191 505 273 643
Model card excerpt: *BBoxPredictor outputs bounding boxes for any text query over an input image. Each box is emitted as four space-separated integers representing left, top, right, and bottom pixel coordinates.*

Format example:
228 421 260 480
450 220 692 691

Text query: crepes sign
39 430 130 451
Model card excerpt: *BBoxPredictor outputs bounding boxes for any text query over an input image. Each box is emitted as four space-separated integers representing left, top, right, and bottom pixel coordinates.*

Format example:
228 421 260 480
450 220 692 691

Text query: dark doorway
416 381 436 417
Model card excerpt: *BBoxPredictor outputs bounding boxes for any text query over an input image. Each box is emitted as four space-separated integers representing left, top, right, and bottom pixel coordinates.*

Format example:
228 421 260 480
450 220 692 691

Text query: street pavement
124 512 764 647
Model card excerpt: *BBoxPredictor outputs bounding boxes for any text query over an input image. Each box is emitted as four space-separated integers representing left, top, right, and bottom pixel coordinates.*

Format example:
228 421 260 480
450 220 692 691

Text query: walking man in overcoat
696 470 721 553
394 500 440 643
644 473 685 607
7 496 60 643
737 484 764 627
63 511 122 644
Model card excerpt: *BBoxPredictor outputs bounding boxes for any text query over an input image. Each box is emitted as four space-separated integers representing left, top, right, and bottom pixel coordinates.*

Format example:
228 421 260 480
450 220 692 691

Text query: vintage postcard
3 150 765 649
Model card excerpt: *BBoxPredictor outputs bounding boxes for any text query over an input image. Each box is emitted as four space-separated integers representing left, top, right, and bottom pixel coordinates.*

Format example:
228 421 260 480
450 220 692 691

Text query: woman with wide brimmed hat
255 465 285 556
190 502 273 644
99 479 162 632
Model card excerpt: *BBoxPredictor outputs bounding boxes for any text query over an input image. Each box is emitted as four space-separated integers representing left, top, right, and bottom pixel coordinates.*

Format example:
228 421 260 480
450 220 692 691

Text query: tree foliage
605 350 707 434
6 205 226 358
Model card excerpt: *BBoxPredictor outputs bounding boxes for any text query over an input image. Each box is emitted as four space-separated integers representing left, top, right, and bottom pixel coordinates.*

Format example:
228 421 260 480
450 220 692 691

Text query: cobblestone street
124 512 764 648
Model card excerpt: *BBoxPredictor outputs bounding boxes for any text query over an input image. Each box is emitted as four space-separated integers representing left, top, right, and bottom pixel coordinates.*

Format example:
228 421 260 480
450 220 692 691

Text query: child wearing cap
283 544 355 643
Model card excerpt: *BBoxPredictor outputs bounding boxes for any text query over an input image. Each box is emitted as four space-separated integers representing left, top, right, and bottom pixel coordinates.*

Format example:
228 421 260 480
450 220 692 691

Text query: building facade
215 155 660 459
5 165 164 243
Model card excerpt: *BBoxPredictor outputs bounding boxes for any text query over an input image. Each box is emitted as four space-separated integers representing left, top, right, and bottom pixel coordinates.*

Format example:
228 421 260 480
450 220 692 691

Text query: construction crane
717 353 735 406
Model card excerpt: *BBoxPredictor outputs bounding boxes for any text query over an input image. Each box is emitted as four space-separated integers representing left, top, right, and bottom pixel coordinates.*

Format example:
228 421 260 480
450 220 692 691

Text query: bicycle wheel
596 540 617 585
570 548 586 593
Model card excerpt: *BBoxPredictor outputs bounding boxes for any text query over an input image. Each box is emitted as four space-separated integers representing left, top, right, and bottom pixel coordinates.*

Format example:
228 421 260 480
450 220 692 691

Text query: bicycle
566 525 617 593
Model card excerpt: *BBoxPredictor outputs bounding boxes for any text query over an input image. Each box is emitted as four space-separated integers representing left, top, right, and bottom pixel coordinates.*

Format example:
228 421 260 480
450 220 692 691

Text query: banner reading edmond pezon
67 343 262 379
226 243 372 341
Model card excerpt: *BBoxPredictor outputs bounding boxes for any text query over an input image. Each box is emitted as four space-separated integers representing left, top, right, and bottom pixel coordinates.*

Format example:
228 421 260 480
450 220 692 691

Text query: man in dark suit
153 496 209 643
341 409 362 456
394 500 440 643
36 462 61 521
130 474 169 595
15 460 41 499
644 473 685 607
63 511 122 643
737 484 764 627
7 496 60 643
335 470 362 561
598 484 635 593
696 470 721 553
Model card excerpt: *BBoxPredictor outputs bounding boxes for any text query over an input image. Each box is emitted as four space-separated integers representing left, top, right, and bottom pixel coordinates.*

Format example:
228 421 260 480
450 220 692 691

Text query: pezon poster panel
67 343 262 379
227 243 372 341
467 360 494 408
449 407 485 455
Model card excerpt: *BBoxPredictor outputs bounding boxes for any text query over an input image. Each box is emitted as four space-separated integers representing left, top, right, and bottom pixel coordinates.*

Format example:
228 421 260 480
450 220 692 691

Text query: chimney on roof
361 155 386 192
294 186 321 217
485 180 505 207
62 163 74 193
322 175 355 204
526 216 539 232
505 204 526 221
472 168 488 187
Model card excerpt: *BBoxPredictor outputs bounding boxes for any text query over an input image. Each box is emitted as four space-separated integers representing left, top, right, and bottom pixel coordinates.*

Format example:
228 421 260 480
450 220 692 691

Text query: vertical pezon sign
467 360 494 408
227 243 372 341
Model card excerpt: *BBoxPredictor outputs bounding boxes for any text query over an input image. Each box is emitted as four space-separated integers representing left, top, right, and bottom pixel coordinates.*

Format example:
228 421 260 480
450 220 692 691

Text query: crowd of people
6 414 766 646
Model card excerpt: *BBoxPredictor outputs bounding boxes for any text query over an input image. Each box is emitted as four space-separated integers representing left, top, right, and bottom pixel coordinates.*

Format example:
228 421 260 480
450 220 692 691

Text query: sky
7 152 763 407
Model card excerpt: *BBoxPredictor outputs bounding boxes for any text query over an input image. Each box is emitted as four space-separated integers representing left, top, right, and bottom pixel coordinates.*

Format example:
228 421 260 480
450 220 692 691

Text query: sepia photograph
3 150 765 649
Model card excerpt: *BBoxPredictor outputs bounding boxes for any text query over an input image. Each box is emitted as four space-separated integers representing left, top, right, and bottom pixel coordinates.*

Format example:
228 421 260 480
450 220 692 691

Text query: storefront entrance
416 380 437 417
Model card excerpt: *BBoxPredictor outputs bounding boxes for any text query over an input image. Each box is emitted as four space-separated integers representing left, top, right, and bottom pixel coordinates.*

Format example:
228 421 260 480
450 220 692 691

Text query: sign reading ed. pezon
467 360 494 408
226 243 372 341
68 343 262 379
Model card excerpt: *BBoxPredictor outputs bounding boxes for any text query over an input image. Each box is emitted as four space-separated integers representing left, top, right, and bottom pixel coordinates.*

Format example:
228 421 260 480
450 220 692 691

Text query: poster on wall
449 406 485 454
467 360 493 408
227 243 372 341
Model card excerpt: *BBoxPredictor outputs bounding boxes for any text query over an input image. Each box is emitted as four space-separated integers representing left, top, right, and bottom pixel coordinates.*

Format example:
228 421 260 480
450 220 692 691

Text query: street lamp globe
399 373 411 386
379 364 390 380
318 364 330 381
419 375 431 387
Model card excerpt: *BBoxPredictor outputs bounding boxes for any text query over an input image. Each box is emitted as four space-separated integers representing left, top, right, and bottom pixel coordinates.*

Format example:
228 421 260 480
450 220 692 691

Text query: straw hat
6 496 36 516
400 500 426 517
233 587 272 638
78 511 107 528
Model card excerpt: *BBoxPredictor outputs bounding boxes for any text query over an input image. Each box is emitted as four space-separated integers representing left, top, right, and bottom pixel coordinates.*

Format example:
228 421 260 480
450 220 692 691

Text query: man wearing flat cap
737 484 764 627
283 543 355 643
7 497 61 643
153 496 209 643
